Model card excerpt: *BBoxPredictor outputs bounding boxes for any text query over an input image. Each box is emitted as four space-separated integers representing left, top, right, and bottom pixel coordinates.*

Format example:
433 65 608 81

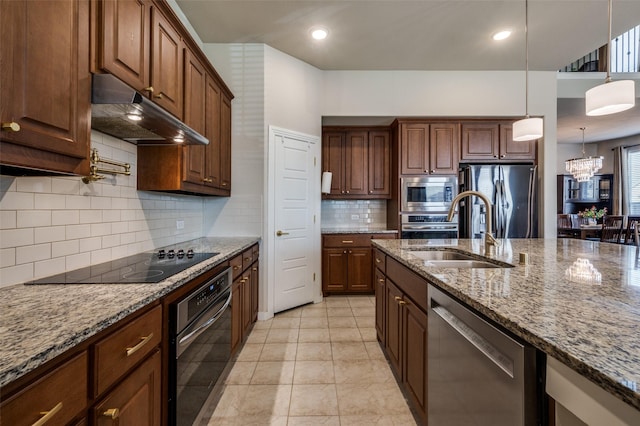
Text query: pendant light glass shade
513 0 543 142
565 127 603 182
512 117 543 141
585 79 635 116
585 0 635 116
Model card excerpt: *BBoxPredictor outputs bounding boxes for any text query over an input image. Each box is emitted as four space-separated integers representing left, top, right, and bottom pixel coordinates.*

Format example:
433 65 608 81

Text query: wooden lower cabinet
231 244 259 355
378 254 428 424
93 350 161 426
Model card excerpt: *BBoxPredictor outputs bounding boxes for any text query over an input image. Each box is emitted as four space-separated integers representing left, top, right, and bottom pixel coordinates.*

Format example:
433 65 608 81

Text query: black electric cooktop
25 250 219 285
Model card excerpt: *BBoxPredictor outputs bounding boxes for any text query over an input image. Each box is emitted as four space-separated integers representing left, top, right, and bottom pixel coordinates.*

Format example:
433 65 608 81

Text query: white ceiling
176 0 640 143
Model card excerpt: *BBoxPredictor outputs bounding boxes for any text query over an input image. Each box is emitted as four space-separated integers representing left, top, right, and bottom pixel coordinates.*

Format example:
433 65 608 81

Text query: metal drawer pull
32 402 62 426
375 258 381 263
102 408 120 419
233 265 240 270
341 240 353 244
126 332 154 357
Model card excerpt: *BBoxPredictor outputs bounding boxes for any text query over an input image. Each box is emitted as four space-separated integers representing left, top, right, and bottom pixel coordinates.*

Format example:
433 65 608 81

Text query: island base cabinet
93 350 161 426
404 301 428 420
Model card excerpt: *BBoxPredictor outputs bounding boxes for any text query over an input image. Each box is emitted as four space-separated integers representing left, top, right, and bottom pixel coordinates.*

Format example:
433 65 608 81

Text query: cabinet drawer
242 247 254 271
252 243 259 258
1 352 88 426
94 305 162 396
373 248 386 272
323 234 372 248
230 254 243 279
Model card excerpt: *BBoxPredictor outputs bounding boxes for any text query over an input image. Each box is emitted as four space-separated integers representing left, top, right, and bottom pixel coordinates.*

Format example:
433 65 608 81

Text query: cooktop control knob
187 249 195 258
158 249 166 259
167 249 175 259
177 249 185 259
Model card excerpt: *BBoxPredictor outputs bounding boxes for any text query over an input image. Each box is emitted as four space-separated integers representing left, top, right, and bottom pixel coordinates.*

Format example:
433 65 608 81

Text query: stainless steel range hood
91 74 208 145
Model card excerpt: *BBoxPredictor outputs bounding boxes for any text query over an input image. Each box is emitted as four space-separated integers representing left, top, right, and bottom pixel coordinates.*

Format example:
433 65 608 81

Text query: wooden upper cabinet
150 7 183 119
400 122 458 175
184 49 207 185
204 74 222 188
368 130 391 196
97 0 151 91
220 94 233 191
500 123 537 160
322 127 390 199
461 122 536 161
95 0 183 119
0 0 91 175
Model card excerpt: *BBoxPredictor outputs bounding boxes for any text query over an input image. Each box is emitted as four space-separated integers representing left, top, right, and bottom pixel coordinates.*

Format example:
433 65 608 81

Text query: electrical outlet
351 214 360 220
176 220 185 230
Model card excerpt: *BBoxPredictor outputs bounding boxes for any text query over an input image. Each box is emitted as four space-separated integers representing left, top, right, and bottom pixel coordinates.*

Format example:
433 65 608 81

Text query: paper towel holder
321 171 332 194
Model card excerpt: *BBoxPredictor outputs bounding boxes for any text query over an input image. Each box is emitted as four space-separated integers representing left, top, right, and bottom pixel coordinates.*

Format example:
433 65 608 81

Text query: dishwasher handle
431 303 515 379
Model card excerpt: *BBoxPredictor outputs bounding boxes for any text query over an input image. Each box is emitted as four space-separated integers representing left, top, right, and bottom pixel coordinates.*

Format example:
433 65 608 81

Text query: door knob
276 230 290 236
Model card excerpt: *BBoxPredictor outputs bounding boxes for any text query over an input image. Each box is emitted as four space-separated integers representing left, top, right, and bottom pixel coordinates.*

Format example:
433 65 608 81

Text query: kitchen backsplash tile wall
321 200 387 229
0 132 205 288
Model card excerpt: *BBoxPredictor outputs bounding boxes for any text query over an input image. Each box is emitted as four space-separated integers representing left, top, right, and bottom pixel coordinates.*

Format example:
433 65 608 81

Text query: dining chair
600 215 625 244
557 214 574 238
624 216 640 246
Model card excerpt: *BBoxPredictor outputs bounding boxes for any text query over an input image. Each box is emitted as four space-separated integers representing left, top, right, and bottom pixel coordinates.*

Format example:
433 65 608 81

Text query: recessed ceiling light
310 27 328 40
492 30 512 41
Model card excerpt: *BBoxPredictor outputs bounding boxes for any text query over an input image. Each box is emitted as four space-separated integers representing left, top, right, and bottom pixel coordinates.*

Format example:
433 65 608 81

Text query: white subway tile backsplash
102 234 121 249
91 248 113 264
0 211 16 229
0 248 16 268
35 226 66 244
65 252 91 271
66 224 91 240
51 177 81 195
34 193 66 210
17 211 52 228
65 194 92 210
0 192 34 210
102 210 121 222
16 177 52 193
52 210 80 226
52 240 79 257
79 237 102 253
1 228 34 249
79 210 103 224
34 257 65 279
16 243 51 264
321 199 387 229
91 223 112 237
0 264 33 288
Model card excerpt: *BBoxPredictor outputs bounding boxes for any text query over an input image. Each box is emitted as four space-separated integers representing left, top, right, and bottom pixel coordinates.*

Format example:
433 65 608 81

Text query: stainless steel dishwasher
428 284 540 425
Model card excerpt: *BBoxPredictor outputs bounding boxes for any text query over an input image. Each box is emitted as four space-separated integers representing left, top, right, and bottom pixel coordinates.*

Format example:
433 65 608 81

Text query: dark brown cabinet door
96 0 151 91
500 123 537 160
322 249 348 292
429 123 459 174
374 269 386 344
205 75 222 188
150 8 183 119
0 0 90 175
368 130 391 196
461 122 500 160
242 269 252 332
404 301 428 421
385 281 403 376
322 131 345 195
251 263 259 323
183 49 207 185
344 131 368 195
346 248 372 291
219 94 233 191
93 351 161 426
400 123 429 175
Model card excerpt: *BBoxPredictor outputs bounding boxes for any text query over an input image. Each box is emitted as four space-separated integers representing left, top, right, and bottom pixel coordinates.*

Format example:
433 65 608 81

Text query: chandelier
565 258 602 285
565 127 603 182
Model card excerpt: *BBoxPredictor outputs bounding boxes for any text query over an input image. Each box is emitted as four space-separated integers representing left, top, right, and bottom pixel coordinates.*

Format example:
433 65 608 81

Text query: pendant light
565 127 603 182
585 0 635 116
512 0 543 142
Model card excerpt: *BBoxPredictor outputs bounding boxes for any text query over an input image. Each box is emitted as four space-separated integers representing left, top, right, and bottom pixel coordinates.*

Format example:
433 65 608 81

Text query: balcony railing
560 25 640 72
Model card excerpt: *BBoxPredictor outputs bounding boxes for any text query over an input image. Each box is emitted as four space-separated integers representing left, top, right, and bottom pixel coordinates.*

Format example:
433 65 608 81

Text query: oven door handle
177 290 232 354
403 225 458 230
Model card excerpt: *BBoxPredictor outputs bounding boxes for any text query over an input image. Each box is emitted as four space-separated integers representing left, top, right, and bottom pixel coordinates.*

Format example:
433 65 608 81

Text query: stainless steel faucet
447 190 500 252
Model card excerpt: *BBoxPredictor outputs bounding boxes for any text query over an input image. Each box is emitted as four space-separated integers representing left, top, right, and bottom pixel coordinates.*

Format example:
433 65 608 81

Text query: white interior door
273 130 317 313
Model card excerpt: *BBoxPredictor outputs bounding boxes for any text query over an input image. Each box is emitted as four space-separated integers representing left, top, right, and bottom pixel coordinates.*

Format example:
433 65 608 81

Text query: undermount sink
409 249 511 269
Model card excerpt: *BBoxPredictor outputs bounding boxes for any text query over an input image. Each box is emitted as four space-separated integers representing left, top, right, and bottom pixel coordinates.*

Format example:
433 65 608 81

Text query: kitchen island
0 236 259 389
372 238 640 422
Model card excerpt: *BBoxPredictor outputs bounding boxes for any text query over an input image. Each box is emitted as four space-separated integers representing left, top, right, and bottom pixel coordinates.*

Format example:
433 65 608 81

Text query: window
628 146 640 215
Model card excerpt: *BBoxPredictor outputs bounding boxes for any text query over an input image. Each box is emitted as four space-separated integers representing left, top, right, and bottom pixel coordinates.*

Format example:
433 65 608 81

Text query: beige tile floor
205 295 418 425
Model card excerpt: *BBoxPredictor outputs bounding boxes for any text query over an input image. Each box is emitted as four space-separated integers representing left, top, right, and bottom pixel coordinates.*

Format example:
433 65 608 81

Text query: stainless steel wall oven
168 267 232 426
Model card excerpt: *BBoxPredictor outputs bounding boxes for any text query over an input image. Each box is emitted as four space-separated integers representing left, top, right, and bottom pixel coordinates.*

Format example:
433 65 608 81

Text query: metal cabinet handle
378 278 384 283
430 169 435 173
346 190 350 194
252 267 258 271
500 154 505 158
143 86 154 93
102 408 120 419
2 122 20 132
154 93 164 99
276 230 290 236
31 402 63 426
369 190 373 193
394 296 402 301
126 332 154 357
341 240 353 244
375 258 381 263
233 265 240 270
222 182 228 186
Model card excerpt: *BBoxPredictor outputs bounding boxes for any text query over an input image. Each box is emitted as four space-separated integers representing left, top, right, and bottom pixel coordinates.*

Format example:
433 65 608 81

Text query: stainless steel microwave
401 176 458 213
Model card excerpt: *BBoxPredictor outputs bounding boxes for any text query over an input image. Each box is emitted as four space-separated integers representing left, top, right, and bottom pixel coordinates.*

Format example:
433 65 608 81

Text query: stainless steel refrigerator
458 164 538 239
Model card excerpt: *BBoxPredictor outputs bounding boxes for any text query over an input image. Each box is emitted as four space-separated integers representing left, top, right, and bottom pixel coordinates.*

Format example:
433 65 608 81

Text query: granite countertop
321 227 398 234
372 238 640 411
0 236 259 388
